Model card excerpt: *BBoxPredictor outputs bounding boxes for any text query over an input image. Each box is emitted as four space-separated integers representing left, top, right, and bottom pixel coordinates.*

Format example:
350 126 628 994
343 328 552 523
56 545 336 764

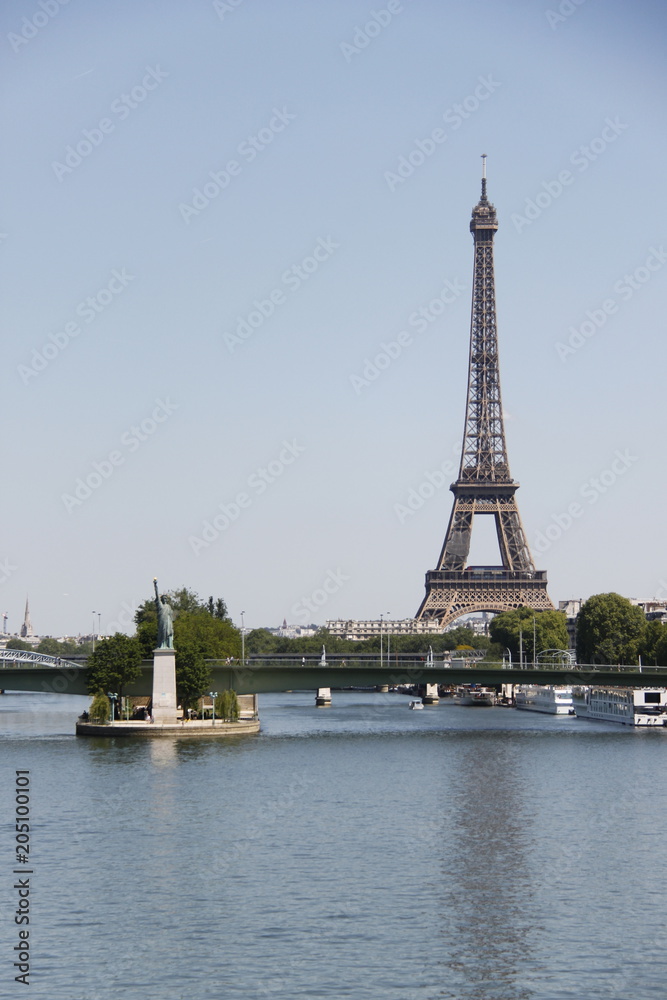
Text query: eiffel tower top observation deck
416 157 553 625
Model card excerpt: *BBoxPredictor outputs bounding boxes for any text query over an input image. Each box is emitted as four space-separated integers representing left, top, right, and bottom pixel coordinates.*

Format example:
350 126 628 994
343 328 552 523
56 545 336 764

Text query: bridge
2 650 667 697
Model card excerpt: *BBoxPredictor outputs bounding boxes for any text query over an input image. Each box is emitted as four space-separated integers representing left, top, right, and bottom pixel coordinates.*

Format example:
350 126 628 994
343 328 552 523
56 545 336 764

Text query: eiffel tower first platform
416 157 553 627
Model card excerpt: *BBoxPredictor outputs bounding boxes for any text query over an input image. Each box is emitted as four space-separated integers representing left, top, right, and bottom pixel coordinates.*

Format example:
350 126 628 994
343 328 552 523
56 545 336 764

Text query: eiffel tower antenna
416 158 553 626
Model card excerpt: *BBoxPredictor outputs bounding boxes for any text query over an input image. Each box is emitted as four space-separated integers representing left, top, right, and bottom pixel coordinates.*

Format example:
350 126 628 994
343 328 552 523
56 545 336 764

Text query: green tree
37 637 79 657
479 641 507 663
639 620 666 665
86 633 144 700
174 608 241 713
490 607 569 662
655 629 667 667
245 628 279 654
206 596 229 620
134 587 234 656
576 593 647 665
89 691 110 724
174 611 240 660
5 638 33 651
443 626 478 648
175 641 211 716
215 689 239 721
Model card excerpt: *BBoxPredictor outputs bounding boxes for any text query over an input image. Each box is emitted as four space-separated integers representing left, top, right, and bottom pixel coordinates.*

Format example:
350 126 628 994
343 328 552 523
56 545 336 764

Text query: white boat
453 685 495 706
408 700 424 710
514 685 574 715
573 687 667 727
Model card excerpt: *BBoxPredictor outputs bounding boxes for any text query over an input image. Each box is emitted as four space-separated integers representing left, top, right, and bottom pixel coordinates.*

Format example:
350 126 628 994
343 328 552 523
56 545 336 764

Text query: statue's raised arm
153 577 174 649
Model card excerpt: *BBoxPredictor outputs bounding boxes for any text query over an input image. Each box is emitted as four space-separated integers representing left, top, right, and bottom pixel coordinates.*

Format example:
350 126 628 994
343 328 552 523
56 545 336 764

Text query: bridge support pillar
315 688 331 707
152 648 179 724
422 683 439 705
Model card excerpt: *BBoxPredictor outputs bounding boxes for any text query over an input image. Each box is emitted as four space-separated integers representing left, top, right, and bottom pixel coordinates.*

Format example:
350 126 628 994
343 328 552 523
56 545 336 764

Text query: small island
76 583 259 738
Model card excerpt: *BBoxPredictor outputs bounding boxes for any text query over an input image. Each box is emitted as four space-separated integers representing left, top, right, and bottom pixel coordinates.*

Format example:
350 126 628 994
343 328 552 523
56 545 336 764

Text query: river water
2 690 667 1000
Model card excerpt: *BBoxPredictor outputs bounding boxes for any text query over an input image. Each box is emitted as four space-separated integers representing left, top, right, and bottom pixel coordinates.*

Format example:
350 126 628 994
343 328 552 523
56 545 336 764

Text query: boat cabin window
644 692 661 704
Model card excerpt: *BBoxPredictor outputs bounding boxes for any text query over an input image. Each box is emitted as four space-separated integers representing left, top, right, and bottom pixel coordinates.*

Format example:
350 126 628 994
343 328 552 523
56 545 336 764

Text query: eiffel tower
416 157 553 626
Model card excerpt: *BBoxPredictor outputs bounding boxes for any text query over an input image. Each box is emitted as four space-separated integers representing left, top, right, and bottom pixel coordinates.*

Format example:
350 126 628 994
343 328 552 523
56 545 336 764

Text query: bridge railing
0 649 83 670
211 657 666 675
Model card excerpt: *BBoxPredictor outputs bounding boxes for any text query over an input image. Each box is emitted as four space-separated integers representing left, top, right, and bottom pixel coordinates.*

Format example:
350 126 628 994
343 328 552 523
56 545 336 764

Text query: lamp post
386 612 391 664
504 647 513 668
533 616 537 668
107 691 118 725
209 691 218 726
240 611 245 667
519 628 523 670
380 613 384 668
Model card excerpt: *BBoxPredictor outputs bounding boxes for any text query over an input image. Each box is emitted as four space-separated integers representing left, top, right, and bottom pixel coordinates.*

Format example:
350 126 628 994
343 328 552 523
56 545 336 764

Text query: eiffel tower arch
416 157 553 628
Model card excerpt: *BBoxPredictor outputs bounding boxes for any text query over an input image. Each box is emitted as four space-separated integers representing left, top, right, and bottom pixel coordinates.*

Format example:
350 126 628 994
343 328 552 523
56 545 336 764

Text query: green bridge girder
2 659 667 697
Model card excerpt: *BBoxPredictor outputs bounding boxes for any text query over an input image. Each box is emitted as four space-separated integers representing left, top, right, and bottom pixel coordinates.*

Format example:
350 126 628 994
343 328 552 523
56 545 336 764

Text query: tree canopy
243 625 489 657
489 607 569 662
134 587 235 656
576 593 647 665
5 638 33 651
37 637 89 657
639 620 667 666
86 633 144 700
655 627 667 667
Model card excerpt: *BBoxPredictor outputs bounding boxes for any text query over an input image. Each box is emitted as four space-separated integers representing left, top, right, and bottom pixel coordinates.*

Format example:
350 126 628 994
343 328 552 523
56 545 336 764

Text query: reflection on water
438 733 538 999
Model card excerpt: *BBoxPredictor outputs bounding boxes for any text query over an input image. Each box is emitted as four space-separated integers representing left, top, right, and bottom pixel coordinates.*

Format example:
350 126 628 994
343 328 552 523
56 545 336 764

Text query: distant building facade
326 619 450 641
267 620 317 639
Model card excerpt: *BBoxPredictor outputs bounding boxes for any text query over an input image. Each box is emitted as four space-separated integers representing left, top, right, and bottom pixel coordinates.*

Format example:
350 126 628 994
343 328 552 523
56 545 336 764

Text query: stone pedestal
152 648 179 724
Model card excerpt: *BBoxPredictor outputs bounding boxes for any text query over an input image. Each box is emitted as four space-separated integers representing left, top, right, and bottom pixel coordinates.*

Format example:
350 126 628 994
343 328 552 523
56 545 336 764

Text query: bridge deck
1 659 667 697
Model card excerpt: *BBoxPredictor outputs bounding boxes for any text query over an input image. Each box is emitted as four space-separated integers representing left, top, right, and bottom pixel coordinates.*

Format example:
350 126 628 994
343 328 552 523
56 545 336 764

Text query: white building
325 618 446 641
267 620 317 639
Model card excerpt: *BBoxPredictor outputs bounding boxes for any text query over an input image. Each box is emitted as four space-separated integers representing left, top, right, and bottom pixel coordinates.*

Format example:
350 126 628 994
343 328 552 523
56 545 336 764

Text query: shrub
89 691 110 724
215 689 239 722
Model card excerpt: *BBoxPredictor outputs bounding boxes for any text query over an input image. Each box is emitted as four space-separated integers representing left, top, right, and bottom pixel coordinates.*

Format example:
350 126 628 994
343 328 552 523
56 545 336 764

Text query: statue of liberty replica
151 578 177 723
153 578 174 649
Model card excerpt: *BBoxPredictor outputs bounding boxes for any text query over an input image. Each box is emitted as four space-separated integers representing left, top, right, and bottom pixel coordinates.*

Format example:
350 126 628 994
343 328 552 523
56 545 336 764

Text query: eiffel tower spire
416 159 553 625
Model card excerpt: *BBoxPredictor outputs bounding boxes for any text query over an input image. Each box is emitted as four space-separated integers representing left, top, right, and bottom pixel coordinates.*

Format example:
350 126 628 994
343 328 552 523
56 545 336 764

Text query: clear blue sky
2 0 666 636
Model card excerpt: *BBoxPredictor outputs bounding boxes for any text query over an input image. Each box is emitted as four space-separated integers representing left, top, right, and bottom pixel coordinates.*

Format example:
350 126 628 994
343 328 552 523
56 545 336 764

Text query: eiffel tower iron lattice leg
416 156 553 628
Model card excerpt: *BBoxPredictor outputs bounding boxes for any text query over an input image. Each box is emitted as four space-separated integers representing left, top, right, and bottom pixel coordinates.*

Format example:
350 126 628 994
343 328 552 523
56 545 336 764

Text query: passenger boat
408 700 424 710
514 685 574 715
573 687 667 727
453 685 495 706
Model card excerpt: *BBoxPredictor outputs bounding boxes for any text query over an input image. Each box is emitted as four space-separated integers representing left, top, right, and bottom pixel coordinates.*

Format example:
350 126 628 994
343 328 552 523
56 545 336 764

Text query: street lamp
209 691 218 726
107 691 118 725
386 612 391 664
519 628 523 670
503 646 513 668
380 613 384 668
533 616 537 668
240 611 245 667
